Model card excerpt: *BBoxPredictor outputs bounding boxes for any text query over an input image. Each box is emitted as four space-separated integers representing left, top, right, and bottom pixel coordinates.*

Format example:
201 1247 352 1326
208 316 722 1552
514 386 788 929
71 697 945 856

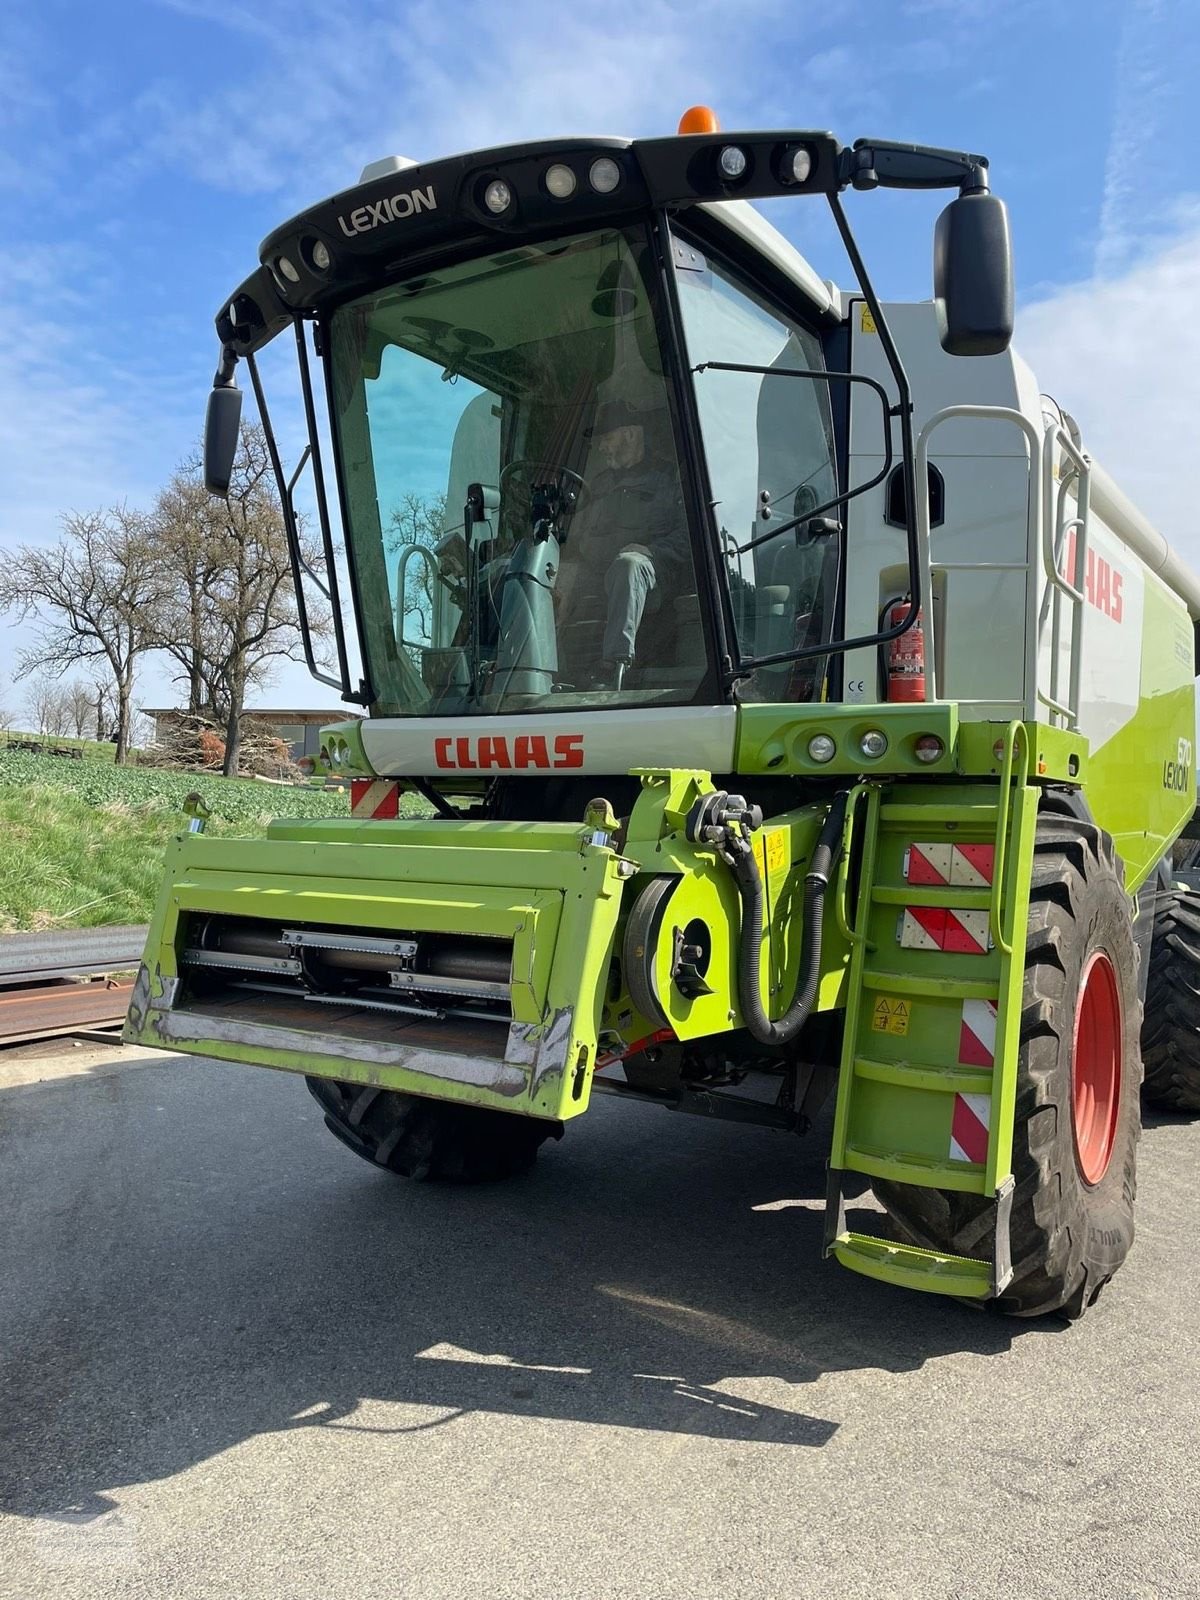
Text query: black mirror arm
841 139 989 196
245 350 348 698
692 363 895 557
213 343 239 389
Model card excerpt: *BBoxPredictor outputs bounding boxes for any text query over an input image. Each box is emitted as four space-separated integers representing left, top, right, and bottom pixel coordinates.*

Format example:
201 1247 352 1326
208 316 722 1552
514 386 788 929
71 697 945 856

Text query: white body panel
361 705 738 778
842 299 1195 757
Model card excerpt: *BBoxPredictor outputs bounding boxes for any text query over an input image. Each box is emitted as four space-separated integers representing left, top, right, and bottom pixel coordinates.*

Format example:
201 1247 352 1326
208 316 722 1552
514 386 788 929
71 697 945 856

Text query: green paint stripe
871 886 992 910
853 1056 995 1095
844 1144 988 1193
860 969 1000 1000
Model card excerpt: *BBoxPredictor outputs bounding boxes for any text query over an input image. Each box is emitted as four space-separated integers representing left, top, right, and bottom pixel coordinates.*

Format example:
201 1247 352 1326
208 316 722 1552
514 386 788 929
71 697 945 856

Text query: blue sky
2 0 1198 715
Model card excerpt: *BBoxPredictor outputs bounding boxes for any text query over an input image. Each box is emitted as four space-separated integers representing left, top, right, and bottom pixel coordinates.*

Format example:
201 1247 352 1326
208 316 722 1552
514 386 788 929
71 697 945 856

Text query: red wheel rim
1071 951 1122 1185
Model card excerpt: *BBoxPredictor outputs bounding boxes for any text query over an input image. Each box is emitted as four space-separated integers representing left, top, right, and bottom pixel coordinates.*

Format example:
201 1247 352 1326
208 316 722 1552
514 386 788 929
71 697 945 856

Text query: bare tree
64 679 96 739
24 676 71 736
0 507 165 762
149 422 328 776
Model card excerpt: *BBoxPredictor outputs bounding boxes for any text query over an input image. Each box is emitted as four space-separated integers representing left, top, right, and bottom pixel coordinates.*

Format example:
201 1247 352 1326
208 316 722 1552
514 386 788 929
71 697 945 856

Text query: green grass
0 750 356 932
1 729 121 761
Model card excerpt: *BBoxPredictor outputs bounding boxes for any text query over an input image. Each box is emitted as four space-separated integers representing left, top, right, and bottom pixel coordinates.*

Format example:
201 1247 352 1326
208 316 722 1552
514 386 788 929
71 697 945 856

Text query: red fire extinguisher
885 598 925 702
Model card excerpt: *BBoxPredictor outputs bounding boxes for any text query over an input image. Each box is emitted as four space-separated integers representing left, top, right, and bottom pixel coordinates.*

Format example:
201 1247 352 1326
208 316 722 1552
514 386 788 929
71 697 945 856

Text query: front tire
305 1078 561 1182
874 816 1142 1319
1140 885 1200 1112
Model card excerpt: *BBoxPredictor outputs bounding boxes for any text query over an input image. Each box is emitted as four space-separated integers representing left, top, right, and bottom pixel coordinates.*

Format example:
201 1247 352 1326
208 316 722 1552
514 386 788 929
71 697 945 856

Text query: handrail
394 545 441 651
914 405 1043 703
836 783 880 950
1037 423 1091 728
989 720 1030 957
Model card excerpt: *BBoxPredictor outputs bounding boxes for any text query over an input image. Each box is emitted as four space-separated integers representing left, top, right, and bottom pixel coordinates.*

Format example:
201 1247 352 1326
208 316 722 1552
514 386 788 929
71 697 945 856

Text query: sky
1 0 1198 718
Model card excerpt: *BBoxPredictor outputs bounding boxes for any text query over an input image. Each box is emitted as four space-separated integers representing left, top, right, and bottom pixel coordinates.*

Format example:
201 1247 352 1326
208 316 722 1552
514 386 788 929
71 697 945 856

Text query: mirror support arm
246 350 348 698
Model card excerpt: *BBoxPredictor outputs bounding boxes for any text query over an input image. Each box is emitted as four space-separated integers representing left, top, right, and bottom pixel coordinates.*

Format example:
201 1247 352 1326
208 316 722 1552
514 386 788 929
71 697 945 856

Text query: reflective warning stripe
350 779 401 819
904 843 995 888
959 999 997 1067
950 1091 991 1164
899 907 990 955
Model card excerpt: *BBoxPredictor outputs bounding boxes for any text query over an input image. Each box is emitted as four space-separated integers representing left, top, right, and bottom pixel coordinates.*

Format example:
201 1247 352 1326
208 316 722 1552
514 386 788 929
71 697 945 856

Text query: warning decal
350 778 401 819
904 843 995 888
764 829 788 875
898 906 991 956
871 996 911 1036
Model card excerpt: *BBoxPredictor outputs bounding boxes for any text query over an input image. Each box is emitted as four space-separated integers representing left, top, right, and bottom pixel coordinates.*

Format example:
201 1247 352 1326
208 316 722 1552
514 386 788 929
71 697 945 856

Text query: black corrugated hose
732 790 849 1047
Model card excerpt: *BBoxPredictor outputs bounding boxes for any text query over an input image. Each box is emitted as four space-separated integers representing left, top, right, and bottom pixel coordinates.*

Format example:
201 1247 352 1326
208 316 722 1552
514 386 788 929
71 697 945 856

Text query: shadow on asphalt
0 1064 1067 1518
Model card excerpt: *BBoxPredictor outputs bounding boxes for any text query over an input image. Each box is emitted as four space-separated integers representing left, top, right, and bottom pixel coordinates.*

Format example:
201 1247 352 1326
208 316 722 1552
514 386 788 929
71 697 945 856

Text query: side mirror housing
204 384 243 494
933 192 1014 356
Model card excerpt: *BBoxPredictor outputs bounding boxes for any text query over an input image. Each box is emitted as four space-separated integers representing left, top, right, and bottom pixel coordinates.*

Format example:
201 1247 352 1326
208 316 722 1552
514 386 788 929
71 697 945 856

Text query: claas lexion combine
127 108 1200 1318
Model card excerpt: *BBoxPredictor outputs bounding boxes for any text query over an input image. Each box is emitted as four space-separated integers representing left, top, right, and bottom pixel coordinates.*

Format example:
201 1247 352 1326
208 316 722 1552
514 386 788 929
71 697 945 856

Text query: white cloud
1017 218 1200 572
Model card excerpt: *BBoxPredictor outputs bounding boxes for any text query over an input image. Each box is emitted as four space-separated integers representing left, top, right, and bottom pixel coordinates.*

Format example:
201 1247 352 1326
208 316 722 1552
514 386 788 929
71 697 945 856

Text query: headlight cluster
481 157 624 215
804 731 946 766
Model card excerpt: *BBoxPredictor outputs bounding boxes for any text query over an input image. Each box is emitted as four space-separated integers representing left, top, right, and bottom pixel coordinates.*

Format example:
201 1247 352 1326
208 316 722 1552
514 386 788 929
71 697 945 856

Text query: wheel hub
1071 950 1123 1185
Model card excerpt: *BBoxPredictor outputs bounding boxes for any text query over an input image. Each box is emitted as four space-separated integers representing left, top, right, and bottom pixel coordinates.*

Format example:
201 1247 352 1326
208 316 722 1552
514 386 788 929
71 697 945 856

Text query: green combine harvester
127 109 1200 1318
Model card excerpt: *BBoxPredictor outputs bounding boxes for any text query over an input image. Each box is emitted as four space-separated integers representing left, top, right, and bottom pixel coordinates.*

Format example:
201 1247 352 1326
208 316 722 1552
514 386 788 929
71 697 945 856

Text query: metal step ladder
823 724 1039 1299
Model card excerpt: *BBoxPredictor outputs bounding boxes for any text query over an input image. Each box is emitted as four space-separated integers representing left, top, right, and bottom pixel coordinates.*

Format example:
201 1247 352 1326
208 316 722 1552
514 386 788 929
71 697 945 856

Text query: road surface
1 1043 1197 1599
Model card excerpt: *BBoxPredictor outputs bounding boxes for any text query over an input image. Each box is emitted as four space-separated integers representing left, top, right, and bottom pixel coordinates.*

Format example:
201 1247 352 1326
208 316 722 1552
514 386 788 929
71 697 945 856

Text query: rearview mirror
933 192 1014 357
204 384 243 495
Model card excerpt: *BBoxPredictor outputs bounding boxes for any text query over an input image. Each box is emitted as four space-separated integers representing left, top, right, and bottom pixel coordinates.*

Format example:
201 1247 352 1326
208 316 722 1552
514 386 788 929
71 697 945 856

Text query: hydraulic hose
732 791 849 1048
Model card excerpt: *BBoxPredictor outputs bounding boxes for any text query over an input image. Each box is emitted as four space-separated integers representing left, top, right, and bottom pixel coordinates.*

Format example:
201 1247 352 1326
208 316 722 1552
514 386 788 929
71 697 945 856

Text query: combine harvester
127 109 1200 1318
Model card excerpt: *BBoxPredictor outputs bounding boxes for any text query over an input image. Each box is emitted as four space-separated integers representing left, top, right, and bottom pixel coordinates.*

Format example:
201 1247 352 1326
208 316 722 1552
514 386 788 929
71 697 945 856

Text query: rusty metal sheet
0 981 135 1045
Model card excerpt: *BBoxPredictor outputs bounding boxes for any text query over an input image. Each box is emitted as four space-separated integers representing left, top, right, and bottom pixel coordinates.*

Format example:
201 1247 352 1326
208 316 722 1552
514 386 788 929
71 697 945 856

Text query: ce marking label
846 678 867 701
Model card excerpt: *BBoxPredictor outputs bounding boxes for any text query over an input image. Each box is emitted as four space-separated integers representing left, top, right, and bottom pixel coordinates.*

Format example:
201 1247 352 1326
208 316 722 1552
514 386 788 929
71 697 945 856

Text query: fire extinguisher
882 597 925 702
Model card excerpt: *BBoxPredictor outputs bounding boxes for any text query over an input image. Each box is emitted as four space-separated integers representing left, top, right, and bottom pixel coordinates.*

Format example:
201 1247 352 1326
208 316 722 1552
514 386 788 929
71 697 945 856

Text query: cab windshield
329 225 708 717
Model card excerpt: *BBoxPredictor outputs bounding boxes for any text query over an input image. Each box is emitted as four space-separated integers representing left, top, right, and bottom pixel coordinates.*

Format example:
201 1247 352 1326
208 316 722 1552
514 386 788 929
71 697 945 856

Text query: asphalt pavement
1 1043 1197 1600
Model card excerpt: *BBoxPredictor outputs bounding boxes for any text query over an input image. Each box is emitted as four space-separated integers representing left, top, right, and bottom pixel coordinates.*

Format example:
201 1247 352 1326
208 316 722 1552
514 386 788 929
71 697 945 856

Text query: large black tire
305 1078 561 1182
1140 886 1200 1112
874 816 1142 1319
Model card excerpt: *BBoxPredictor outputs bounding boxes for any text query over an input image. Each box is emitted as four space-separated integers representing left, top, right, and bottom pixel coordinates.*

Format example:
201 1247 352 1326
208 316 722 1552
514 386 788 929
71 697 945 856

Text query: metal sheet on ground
0 1048 1195 1600
0 980 134 1044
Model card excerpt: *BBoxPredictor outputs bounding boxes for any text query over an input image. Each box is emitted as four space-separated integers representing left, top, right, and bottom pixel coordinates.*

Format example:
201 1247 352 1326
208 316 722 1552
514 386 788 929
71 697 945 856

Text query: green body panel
125 819 630 1122
1077 576 1196 892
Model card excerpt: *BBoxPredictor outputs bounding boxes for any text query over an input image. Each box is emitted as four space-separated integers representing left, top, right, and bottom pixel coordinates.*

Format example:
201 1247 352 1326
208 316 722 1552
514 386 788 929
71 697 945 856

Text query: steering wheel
499 459 588 500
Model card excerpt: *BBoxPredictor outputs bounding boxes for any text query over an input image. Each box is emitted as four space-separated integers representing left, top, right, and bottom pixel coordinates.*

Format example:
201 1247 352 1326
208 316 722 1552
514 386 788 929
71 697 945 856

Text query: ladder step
854 1055 995 1095
872 886 993 911
831 1231 992 1298
844 1142 987 1194
879 803 999 825
861 969 999 1000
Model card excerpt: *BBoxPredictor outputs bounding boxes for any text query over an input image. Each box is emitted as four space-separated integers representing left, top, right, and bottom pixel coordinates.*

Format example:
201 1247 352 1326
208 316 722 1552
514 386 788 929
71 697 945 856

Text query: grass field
0 749 358 933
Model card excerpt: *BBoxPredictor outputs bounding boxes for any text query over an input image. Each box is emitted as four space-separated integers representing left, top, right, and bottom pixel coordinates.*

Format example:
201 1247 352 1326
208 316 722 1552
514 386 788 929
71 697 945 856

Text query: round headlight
310 238 332 272
483 179 513 215
718 144 748 180
914 734 945 764
545 163 577 199
276 254 301 284
807 733 836 765
589 157 622 194
860 729 889 760
783 145 812 184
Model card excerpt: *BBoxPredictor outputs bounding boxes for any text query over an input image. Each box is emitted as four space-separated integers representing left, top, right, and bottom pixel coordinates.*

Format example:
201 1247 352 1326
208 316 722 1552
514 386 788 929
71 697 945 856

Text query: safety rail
1037 423 1092 729
913 404 1092 729
394 544 442 652
989 721 1030 956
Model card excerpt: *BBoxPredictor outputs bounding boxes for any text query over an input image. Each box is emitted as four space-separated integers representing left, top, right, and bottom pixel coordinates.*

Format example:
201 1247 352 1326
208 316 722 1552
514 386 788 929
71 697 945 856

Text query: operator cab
333 222 840 716
203 118 1014 727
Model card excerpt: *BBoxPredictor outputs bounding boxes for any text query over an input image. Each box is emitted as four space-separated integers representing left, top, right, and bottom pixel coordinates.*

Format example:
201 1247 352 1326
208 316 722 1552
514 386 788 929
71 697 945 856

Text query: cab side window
675 238 839 700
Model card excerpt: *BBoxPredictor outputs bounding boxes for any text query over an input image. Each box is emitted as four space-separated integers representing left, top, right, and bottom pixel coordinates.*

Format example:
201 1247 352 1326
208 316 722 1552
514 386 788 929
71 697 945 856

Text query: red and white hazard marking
959 998 997 1067
950 1091 991 1164
350 778 402 819
899 906 991 955
904 842 995 888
